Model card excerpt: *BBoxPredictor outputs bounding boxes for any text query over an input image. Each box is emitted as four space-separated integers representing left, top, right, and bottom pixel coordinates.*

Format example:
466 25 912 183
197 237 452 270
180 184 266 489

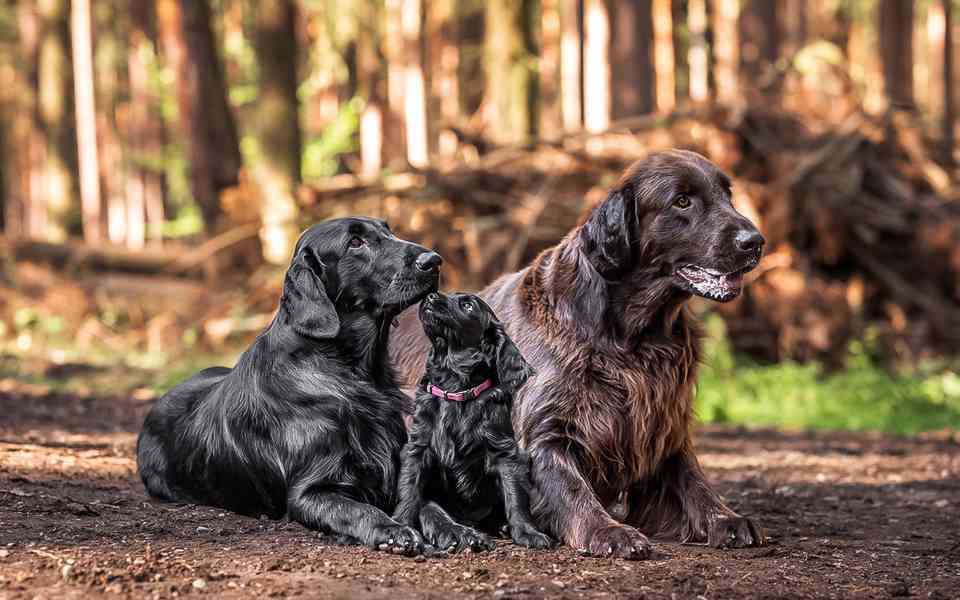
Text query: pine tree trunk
688 0 710 102
402 0 429 166
94 0 127 246
652 0 675 112
484 0 539 143
38 0 79 242
738 0 780 98
251 0 301 265
358 2 385 178
879 0 914 109
609 0 656 119
128 0 164 248
384 0 407 167
540 0 563 138
583 0 610 131
711 0 739 104
559 0 582 131
158 0 242 233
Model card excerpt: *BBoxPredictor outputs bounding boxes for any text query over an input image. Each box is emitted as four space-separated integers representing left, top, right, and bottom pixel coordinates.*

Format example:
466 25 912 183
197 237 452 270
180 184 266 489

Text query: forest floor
1 378 959 600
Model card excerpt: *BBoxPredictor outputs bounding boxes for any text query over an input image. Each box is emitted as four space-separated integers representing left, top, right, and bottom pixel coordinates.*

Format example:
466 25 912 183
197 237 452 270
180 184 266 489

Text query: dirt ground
1 379 958 600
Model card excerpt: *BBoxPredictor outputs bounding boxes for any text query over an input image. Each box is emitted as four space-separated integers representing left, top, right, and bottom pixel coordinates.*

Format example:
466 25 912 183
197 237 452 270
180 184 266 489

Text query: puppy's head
282 217 442 339
581 149 764 302
419 292 533 395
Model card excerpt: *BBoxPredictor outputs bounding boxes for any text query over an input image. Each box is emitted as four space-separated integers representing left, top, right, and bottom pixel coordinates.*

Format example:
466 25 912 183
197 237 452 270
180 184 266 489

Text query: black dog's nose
415 251 443 272
734 229 765 253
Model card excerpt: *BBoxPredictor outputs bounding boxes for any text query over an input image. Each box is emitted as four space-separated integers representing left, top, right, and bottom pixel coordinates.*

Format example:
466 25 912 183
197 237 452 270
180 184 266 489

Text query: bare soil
1 380 958 599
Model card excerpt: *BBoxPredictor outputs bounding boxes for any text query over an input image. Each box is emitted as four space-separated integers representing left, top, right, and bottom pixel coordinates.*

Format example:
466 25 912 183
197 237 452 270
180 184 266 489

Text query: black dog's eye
673 194 692 209
348 236 365 249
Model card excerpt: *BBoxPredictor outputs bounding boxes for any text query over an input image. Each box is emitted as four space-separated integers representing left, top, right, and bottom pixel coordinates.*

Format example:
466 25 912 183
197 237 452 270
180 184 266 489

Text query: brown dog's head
580 149 764 302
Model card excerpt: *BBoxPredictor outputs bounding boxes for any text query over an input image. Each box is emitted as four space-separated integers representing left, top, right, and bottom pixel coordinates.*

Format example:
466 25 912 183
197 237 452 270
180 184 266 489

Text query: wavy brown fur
392 150 766 558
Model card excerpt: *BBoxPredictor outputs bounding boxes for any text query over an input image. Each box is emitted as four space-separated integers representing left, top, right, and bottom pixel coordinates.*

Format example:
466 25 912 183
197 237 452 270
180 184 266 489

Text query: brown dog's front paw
708 516 764 549
585 524 652 560
510 524 553 550
372 524 424 556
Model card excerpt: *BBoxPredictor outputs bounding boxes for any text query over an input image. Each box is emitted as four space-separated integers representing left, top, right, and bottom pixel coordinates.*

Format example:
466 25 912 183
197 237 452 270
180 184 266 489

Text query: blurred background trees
0 0 959 432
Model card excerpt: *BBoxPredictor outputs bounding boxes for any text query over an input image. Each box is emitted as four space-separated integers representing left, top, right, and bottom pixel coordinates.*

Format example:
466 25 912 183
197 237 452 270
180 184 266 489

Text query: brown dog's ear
489 323 534 394
581 184 634 279
282 247 340 339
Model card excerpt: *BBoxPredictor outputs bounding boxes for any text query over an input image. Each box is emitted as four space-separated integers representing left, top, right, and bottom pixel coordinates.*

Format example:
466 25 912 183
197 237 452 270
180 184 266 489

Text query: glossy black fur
392 292 552 552
136 217 441 555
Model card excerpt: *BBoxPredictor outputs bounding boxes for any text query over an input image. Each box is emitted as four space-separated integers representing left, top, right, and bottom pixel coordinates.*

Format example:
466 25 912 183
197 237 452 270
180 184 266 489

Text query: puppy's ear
282 247 340 339
488 324 534 394
581 184 634 279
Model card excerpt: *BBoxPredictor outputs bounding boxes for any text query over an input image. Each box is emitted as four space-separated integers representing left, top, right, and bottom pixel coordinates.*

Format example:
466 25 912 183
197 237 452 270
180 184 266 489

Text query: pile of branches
303 105 960 367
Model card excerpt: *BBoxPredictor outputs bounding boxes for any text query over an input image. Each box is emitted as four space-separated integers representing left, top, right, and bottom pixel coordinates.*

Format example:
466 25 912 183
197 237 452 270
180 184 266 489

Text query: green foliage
301 96 363 180
696 316 960 435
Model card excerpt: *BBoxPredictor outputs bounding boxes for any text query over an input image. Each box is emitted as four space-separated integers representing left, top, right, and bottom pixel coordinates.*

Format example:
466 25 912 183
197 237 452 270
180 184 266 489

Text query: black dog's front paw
584 523 653 560
429 523 496 553
708 516 765 549
371 524 424 556
510 524 553 550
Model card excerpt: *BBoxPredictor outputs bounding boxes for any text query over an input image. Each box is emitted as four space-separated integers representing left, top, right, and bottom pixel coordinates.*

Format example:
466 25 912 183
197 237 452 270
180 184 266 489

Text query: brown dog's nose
734 229 765 253
415 251 443 272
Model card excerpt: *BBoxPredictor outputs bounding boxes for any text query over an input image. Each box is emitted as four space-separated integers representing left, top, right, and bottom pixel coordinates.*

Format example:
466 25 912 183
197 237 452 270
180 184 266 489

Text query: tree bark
251 0 301 265
38 0 79 242
608 0 656 118
711 0 739 104
879 0 914 109
158 0 242 233
484 0 539 143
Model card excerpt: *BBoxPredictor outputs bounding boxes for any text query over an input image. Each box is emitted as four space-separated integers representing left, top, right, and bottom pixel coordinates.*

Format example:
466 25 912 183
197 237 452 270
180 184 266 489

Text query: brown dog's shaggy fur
392 150 765 558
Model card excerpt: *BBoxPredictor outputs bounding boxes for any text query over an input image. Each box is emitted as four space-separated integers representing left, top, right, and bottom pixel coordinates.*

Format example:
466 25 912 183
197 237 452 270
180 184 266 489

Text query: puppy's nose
415 251 443 272
734 229 765 253
426 292 440 302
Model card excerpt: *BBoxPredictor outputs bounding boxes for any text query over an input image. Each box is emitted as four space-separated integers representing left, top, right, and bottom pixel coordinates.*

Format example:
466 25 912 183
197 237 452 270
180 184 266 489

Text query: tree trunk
540 0 562 138
583 0 610 131
944 0 955 166
158 0 242 233
608 0 655 119
428 0 460 157
251 0 301 265
738 0 780 98
402 0 429 167
94 0 127 247
652 0 675 112
711 0 739 104
128 0 164 248
484 0 539 143
38 0 79 242
559 0 582 131
358 2 385 178
384 0 407 167
879 0 914 109
688 0 710 102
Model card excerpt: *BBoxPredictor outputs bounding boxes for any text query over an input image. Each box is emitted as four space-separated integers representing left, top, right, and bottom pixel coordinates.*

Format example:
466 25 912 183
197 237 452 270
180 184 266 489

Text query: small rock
192 578 207 590
551 580 566 589
61 564 73 580
0 550 9 558
934 499 949 508
413 555 426 563
196 526 212 533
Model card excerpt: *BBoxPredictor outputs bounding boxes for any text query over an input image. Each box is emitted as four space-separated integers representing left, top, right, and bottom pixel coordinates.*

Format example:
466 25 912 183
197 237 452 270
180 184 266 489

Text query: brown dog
391 150 765 558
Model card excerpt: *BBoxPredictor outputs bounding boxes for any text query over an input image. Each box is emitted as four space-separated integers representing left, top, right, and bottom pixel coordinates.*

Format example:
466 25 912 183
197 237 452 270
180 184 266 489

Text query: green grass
696 316 960 435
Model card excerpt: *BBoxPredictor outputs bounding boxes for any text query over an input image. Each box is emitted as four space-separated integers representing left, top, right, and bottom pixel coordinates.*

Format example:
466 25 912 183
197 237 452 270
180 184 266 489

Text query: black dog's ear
487 324 534 394
580 184 634 279
282 247 340 339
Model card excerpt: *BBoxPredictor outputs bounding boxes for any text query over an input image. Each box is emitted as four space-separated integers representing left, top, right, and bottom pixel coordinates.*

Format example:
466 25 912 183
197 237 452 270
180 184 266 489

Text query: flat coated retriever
392 150 766 559
137 217 441 555
392 292 552 552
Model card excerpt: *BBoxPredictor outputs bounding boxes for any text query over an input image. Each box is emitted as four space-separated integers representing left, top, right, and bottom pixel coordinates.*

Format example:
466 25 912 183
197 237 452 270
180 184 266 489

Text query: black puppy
137 217 441 555
392 292 552 552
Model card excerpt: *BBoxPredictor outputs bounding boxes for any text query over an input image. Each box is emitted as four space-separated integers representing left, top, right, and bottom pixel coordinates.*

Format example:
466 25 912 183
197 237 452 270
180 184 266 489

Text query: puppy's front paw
510 524 553 550
372 524 424 556
430 524 495 553
708 516 764 549
584 523 652 560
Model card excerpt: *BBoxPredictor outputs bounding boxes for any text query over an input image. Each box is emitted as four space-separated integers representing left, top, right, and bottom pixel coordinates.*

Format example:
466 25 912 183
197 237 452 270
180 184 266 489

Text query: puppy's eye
461 300 474 312
673 194 692 209
348 236 365 249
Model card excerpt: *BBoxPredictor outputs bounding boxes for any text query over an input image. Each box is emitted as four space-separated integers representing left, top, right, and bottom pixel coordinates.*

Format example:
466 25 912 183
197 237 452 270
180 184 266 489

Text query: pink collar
426 379 493 402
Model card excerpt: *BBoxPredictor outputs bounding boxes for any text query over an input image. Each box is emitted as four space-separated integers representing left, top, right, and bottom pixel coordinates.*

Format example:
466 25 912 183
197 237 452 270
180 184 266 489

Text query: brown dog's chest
558 346 695 501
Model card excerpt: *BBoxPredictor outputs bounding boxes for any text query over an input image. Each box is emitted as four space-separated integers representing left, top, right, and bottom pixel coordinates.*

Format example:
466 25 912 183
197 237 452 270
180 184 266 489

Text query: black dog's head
419 292 533 398
581 149 764 302
281 217 442 339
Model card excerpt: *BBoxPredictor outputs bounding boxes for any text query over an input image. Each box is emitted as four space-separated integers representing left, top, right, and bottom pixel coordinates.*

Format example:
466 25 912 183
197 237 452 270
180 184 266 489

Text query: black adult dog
137 217 441 555
392 292 552 552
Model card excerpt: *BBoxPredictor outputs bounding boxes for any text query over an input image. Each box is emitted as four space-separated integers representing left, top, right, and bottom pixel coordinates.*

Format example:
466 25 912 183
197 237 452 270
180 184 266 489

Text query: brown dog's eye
673 194 692 209
348 236 365 249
